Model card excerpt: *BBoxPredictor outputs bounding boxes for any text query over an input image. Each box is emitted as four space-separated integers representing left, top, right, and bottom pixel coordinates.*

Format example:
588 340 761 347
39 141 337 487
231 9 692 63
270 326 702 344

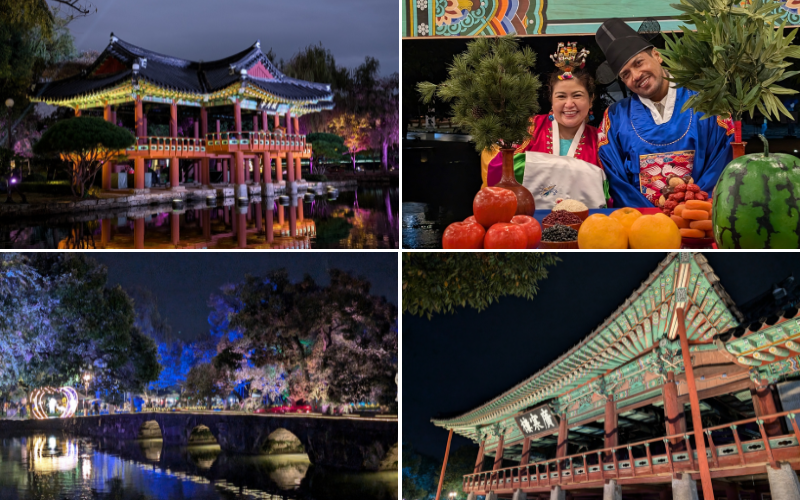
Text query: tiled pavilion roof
432 252 744 441
33 34 334 113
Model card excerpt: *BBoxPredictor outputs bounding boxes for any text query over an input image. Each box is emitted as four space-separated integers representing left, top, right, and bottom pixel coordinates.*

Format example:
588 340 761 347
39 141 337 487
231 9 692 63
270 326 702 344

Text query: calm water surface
0 434 397 500
1 187 398 250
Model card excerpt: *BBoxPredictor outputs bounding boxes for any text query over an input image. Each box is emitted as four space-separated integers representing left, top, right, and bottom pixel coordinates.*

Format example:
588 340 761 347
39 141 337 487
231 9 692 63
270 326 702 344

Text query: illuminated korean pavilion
434 253 800 500
32 33 334 197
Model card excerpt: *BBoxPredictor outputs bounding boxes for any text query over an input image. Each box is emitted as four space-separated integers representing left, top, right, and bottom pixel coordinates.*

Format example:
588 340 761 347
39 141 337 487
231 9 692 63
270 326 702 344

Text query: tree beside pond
33 116 135 197
328 113 370 172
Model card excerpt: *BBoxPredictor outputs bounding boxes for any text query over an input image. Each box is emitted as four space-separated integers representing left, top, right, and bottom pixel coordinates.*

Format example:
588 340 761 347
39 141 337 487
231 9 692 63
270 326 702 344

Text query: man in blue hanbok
595 19 734 207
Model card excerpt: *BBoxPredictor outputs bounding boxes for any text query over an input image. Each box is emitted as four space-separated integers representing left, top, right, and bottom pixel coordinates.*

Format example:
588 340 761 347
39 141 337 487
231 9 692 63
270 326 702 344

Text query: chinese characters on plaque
514 404 559 438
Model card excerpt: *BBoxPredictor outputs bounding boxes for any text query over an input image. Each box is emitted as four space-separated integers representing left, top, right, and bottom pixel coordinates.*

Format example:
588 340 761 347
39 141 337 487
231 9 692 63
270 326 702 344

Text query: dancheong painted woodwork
433 252 800 499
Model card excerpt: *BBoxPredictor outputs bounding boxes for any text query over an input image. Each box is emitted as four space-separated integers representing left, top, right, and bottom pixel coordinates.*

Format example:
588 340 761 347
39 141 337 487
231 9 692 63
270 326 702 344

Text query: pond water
0 187 398 250
0 434 398 500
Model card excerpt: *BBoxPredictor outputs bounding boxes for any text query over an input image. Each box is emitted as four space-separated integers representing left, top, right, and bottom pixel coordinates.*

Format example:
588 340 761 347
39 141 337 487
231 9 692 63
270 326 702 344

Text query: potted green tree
659 0 800 157
417 35 541 214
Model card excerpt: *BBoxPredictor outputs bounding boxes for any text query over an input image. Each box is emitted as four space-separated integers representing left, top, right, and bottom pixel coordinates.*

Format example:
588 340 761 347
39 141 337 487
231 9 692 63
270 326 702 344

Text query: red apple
511 215 542 249
442 220 485 249
473 187 517 228
484 223 527 249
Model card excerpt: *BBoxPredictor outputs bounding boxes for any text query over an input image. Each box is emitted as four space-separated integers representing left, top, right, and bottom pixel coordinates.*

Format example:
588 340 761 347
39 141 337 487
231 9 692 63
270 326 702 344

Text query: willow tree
33 116 134 197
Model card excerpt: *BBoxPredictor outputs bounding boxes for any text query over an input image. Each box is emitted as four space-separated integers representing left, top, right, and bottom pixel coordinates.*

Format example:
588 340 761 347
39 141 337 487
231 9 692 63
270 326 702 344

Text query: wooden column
261 152 271 184
262 111 269 131
752 381 783 436
235 151 245 189
234 100 242 137
677 307 715 500
434 429 454 500
200 107 209 186
133 218 145 249
604 397 617 450
170 101 179 189
237 212 247 248
276 156 283 183
664 371 686 444
253 115 259 132
295 156 302 181
134 97 145 190
520 437 532 466
100 219 111 247
255 201 262 231
285 111 293 134
234 101 244 187
293 115 299 134
556 413 569 459
493 433 505 470
102 104 113 190
273 113 279 129
266 201 274 243
474 439 486 473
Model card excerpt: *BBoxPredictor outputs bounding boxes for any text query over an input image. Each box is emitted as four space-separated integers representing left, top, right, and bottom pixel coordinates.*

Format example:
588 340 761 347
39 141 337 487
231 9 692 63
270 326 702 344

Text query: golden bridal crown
551 42 589 80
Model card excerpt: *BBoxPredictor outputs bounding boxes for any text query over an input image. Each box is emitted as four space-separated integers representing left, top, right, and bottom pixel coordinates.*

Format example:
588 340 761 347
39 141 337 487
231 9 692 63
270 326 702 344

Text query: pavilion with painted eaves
434 253 800 500
32 33 334 197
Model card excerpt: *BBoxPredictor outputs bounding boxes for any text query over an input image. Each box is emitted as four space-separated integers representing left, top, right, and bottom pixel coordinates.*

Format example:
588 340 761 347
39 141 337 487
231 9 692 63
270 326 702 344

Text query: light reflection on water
0 187 398 250
0 435 398 500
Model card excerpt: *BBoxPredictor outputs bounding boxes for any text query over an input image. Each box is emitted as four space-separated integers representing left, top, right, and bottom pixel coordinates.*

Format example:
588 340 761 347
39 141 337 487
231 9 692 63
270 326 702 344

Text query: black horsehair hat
595 18 655 76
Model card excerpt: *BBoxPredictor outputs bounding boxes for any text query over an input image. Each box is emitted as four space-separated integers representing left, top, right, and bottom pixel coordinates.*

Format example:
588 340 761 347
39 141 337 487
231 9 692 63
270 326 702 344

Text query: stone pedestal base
485 492 498 500
131 189 150 195
603 480 621 500
234 184 248 199
169 186 187 192
767 462 800 500
467 493 477 500
512 489 527 500
672 474 699 500
550 485 565 500
262 182 275 197
287 180 298 195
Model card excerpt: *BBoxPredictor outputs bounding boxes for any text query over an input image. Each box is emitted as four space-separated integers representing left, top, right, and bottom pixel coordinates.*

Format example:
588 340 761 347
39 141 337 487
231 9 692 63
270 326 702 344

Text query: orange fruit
577 214 628 249
609 207 642 237
628 213 682 249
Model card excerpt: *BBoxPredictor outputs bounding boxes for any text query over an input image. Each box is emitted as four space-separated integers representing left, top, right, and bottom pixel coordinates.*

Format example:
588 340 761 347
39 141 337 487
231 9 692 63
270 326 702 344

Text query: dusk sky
93 252 398 341
60 0 399 76
404 253 800 459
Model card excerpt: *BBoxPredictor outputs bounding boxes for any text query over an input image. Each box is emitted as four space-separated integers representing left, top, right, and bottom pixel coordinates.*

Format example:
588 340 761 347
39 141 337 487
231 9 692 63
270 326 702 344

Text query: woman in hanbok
483 42 610 209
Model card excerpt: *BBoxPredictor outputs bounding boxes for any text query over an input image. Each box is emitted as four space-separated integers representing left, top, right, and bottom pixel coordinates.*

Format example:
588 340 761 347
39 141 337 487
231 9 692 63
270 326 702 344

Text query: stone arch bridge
14 412 397 472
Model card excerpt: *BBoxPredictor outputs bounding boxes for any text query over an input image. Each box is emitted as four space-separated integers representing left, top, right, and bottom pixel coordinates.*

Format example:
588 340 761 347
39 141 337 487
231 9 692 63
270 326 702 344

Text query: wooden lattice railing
463 409 800 493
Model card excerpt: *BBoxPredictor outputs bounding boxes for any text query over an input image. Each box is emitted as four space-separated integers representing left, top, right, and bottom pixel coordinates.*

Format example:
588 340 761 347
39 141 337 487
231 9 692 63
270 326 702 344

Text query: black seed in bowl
541 224 578 242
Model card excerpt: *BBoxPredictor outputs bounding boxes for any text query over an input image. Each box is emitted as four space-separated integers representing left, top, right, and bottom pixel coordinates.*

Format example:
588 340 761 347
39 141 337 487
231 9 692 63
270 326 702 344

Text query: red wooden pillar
234 100 242 138
262 111 269 132
664 371 686 444
520 437 532 466
604 397 617 450
200 107 209 185
170 213 180 246
235 151 245 190
273 113 279 129
556 413 569 459
223 159 229 184
298 200 303 221
276 156 283 183
286 111 293 135
261 152 271 185
293 115 299 134
253 115 259 132
202 210 211 240
677 307 715 500
434 429 454 500
286 152 295 184
295 156 302 181
289 194 297 237
170 101 179 189
134 97 145 190
102 104 114 190
254 155 261 184
493 433 505 470
278 204 284 226
752 381 782 436
474 439 487 473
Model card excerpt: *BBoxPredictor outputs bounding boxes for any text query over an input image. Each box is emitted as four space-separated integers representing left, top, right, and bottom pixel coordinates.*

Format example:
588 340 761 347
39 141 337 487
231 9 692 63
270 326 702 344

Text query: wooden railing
121 133 310 157
463 410 800 493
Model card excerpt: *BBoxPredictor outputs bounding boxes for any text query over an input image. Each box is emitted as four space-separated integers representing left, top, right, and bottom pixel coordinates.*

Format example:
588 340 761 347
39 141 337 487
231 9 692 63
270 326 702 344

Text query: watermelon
713 135 800 248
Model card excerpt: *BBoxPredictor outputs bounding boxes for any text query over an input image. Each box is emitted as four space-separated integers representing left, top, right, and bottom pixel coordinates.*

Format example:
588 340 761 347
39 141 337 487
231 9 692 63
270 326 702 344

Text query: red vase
493 148 535 216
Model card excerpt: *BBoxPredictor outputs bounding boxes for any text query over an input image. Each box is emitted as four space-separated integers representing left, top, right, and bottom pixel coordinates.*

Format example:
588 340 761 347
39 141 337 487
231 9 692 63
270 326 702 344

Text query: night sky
92 252 397 341
403 252 800 459
62 0 399 75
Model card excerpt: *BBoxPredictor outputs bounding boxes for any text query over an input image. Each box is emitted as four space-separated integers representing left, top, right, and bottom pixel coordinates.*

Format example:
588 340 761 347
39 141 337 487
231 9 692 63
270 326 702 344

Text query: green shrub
18 181 72 195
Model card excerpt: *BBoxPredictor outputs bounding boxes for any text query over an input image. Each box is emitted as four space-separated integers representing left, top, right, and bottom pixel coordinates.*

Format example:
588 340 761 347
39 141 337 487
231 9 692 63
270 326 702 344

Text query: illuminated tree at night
209 268 397 410
328 113 370 172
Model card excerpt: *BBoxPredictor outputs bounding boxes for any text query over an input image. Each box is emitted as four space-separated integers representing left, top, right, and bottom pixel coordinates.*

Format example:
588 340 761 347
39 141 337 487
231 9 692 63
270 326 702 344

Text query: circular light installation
30 387 79 419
